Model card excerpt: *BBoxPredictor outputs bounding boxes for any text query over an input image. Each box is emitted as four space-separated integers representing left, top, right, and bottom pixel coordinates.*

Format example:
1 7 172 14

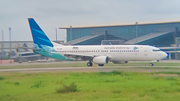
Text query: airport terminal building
1 21 180 60
60 21 180 59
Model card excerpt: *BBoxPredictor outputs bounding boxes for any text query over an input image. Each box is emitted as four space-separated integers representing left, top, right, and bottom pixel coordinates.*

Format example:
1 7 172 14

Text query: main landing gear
87 61 104 67
149 63 154 66
87 61 93 67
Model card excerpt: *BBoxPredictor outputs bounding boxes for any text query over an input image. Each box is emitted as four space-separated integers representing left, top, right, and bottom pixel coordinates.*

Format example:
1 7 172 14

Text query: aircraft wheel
149 63 154 66
98 64 104 66
87 62 93 67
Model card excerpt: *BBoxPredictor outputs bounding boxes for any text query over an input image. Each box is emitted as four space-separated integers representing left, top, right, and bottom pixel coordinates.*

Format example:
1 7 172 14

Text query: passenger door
144 48 148 56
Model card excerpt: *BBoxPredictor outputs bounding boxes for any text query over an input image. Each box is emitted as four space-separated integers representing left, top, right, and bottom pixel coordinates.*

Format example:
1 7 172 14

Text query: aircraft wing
63 53 94 61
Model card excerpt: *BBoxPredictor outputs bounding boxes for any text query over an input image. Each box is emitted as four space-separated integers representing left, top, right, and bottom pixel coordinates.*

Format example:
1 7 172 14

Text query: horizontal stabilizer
16 46 41 51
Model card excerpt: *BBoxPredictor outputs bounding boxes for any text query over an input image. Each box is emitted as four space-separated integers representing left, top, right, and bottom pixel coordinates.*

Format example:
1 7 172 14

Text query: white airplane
28 18 168 66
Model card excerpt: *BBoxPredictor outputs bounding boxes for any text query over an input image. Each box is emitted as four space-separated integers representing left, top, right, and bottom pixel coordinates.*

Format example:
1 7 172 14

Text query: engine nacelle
93 56 108 64
112 61 128 64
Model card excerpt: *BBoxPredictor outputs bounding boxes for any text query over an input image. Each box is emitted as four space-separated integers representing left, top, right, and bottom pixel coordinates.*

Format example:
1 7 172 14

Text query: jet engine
112 61 128 64
93 56 108 64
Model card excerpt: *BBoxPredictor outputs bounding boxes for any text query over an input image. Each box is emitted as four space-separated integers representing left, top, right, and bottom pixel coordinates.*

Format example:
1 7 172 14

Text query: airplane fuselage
52 45 167 61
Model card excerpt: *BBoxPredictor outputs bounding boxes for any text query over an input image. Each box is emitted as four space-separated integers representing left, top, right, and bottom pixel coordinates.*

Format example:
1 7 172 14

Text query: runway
1 60 180 66
1 60 180 73
0 66 180 73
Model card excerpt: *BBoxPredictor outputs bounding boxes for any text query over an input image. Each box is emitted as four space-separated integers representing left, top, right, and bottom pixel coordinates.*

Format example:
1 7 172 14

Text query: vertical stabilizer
28 18 53 47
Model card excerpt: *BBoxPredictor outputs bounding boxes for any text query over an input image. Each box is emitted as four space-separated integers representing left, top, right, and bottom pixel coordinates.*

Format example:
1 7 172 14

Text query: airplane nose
160 52 168 59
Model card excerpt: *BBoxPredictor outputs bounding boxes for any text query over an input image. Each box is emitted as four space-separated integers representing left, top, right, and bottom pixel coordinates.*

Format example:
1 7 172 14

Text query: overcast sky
1 0 180 41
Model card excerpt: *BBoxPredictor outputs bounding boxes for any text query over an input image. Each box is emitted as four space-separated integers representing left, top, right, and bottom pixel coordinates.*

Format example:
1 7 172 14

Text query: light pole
70 25 72 45
8 27 12 63
1 30 4 64
56 28 57 42
136 22 138 45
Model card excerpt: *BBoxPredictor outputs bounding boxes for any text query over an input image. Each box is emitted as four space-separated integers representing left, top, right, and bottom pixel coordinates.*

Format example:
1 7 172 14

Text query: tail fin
28 18 53 47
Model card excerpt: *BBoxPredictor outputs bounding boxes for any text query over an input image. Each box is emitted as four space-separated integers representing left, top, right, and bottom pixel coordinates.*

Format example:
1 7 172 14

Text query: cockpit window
153 49 161 52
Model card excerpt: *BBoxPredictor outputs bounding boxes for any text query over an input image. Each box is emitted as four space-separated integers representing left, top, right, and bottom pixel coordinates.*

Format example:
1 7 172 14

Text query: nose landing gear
149 63 154 66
